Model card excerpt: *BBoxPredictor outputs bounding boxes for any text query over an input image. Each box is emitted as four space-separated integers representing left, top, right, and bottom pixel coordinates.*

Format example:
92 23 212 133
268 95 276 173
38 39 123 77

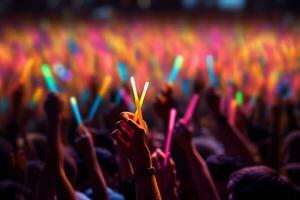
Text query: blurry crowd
0 16 300 200
0 81 300 200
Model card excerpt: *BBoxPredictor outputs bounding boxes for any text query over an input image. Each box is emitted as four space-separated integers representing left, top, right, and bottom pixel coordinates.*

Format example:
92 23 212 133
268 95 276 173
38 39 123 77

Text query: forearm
213 115 259 162
56 169 78 200
184 145 220 200
86 156 109 200
135 175 162 200
35 164 56 200
117 148 134 182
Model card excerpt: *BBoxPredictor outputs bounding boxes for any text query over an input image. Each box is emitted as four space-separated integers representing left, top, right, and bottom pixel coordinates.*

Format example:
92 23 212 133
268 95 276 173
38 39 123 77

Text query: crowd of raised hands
0 82 300 200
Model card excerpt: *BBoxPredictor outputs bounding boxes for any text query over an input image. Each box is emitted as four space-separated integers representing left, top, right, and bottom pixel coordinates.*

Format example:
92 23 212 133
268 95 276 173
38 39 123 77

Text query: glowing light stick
181 94 199 125
235 91 244 106
0 97 8 113
29 87 43 108
70 96 83 125
130 77 144 123
20 58 34 83
114 89 123 105
168 55 184 85
206 55 216 87
164 108 177 167
133 81 149 121
181 79 191 97
88 76 112 120
229 100 237 126
41 64 58 92
117 62 128 82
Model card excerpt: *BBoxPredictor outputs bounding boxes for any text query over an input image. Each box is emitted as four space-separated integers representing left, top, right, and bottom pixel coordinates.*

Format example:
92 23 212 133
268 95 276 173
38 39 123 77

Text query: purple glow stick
181 94 199 125
164 108 177 167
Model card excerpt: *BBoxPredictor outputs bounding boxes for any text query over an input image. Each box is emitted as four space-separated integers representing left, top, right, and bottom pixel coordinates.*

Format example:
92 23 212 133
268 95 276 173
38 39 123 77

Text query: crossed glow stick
130 77 149 124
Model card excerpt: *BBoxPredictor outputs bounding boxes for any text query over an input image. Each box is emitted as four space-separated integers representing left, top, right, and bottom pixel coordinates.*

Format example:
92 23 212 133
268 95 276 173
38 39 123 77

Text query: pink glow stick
164 108 177 167
181 94 199 125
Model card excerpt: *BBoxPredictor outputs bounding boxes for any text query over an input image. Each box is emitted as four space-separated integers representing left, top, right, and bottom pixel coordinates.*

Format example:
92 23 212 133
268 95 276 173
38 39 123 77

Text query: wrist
183 143 195 155
130 148 152 173
84 152 98 164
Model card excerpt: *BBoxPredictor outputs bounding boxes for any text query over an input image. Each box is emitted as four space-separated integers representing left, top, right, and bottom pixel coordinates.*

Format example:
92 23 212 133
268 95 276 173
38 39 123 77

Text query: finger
115 121 132 141
77 124 87 136
112 129 128 151
155 148 165 165
151 152 159 169
74 135 87 144
120 112 135 120
127 119 144 133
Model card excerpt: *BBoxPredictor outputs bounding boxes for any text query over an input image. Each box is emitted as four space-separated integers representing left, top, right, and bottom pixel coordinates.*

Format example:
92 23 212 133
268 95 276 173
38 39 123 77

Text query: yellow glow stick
130 77 144 124
99 75 112 96
133 81 149 121
20 58 34 83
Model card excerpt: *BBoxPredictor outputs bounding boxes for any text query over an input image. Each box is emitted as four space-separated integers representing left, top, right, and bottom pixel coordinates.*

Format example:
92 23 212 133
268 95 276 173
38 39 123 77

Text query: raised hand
75 125 109 200
44 92 63 121
112 112 162 200
151 148 179 200
205 87 222 118
113 112 151 173
173 120 193 152
154 83 177 124
75 125 95 158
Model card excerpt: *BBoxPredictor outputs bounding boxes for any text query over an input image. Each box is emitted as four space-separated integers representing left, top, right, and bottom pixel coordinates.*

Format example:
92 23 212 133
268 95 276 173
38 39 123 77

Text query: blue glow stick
168 55 184 84
180 79 191 97
70 96 83 125
117 62 128 82
114 89 123 105
88 96 102 120
87 76 112 120
206 55 216 87
80 89 90 105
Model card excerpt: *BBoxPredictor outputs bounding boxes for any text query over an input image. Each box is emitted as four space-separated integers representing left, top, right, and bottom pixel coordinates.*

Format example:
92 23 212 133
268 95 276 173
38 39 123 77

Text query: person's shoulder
76 191 92 200
107 187 125 200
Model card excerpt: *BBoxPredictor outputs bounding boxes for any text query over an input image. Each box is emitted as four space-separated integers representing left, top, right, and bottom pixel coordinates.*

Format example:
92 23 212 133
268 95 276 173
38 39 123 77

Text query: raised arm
205 88 260 163
112 112 162 200
75 125 109 200
174 121 220 200
35 93 77 200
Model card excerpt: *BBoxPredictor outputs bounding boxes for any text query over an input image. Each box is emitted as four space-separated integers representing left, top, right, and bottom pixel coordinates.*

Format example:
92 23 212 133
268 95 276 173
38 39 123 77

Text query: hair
0 180 30 200
283 130 300 164
284 163 300 187
206 154 249 183
228 166 299 200
0 137 14 180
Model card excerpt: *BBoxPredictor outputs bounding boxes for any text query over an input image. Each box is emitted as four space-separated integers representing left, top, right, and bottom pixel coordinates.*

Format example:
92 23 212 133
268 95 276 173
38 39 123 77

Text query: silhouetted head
206 154 248 199
228 166 299 200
